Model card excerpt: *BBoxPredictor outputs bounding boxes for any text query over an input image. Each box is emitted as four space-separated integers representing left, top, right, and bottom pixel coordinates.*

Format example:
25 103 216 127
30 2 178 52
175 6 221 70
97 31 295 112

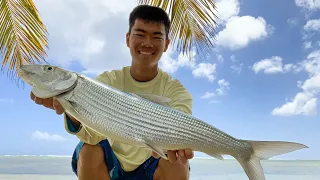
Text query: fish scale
18 64 309 180
65 76 240 152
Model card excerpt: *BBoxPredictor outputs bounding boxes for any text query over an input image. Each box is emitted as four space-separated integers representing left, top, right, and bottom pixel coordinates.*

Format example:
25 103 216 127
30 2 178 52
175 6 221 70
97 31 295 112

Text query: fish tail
235 140 308 180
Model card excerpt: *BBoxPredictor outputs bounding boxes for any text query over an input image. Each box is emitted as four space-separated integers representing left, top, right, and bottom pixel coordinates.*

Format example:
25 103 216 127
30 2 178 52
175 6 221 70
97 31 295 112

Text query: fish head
18 64 78 98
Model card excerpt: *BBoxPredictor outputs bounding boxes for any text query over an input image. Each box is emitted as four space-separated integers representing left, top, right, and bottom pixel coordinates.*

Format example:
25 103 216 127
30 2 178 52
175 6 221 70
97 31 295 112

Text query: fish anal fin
143 141 168 160
205 152 224 160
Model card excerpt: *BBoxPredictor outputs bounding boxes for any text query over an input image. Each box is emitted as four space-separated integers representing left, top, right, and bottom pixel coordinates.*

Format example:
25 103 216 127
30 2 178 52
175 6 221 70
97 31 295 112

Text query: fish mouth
17 67 36 87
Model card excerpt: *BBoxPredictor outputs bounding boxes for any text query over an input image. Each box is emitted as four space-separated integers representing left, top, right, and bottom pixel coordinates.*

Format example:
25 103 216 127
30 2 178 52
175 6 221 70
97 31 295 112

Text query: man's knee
153 158 190 180
77 143 110 180
78 143 107 169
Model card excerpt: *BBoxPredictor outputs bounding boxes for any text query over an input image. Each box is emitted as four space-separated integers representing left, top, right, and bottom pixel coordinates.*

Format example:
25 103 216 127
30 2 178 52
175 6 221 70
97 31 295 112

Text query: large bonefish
18 64 308 180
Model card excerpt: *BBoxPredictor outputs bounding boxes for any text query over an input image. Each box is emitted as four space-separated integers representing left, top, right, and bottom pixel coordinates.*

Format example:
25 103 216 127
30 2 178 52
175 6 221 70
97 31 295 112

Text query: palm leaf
137 0 218 61
0 0 48 81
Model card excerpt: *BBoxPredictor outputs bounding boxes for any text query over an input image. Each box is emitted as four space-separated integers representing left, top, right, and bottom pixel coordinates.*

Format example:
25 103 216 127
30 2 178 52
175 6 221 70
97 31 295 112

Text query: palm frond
137 0 218 61
0 0 48 81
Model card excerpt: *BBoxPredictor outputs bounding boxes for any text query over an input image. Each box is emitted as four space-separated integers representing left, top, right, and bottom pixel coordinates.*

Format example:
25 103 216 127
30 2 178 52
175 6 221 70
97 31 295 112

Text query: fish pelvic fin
236 140 308 180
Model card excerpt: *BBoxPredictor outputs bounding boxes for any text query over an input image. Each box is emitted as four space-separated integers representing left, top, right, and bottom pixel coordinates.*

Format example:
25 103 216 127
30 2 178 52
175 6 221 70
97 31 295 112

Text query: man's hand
30 92 64 114
152 149 194 164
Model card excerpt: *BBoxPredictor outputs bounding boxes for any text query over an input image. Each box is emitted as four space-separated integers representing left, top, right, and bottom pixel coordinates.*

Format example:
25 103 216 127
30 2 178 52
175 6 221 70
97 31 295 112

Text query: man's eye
135 34 143 36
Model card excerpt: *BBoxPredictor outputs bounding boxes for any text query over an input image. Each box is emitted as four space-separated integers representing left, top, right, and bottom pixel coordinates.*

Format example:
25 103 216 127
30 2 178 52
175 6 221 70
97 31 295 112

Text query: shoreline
0 155 319 162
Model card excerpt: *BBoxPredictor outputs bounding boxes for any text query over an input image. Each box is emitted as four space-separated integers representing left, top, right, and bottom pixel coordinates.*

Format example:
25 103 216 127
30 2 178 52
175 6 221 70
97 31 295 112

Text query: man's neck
130 62 158 82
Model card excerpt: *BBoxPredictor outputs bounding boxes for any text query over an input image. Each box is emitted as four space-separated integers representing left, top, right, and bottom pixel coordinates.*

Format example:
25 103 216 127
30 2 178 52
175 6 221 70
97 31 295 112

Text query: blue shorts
71 139 160 180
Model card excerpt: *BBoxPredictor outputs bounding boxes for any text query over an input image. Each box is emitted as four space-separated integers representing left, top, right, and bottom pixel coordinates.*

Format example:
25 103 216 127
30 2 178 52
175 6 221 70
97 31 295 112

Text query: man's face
126 18 170 67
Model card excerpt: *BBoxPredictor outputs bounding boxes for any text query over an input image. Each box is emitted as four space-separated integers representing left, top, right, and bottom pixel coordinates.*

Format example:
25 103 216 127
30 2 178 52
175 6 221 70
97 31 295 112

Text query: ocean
0 156 319 180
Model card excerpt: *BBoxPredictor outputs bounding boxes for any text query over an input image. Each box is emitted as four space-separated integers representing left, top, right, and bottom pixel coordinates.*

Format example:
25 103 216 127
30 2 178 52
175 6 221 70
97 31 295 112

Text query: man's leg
77 143 110 180
153 158 190 180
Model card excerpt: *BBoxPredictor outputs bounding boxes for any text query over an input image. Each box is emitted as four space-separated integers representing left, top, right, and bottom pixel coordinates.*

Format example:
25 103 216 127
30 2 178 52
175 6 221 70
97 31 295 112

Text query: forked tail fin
235 140 308 180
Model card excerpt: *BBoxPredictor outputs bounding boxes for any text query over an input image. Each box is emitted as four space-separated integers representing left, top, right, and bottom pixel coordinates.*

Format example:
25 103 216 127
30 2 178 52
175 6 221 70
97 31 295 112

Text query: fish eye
45 66 53 71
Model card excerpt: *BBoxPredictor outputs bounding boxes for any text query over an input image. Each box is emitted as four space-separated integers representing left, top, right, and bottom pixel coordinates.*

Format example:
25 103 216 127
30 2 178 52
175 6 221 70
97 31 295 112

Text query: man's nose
142 36 153 47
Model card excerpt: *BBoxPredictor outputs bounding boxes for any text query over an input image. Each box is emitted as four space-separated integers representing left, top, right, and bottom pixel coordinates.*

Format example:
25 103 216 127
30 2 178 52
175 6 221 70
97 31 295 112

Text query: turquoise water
0 156 319 180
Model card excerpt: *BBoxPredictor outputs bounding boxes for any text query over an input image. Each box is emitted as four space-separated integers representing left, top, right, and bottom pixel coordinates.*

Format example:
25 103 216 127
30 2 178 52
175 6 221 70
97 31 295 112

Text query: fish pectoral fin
132 93 172 107
204 152 224 160
144 142 168 160
56 97 101 138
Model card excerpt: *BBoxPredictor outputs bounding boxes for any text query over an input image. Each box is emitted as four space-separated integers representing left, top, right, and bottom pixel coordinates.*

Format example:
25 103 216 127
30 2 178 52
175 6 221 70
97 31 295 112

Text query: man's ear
126 33 130 47
163 39 171 52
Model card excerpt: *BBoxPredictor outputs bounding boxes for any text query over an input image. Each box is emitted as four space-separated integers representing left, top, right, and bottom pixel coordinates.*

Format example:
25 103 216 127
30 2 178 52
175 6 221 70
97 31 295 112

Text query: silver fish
18 64 308 180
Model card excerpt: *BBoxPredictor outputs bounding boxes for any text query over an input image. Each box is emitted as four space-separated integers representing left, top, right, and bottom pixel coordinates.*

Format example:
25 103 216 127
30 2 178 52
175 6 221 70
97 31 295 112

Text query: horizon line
0 155 318 161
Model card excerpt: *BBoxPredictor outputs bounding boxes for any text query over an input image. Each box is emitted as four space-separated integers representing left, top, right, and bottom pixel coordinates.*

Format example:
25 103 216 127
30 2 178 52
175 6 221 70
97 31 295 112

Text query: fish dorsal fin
132 93 172 107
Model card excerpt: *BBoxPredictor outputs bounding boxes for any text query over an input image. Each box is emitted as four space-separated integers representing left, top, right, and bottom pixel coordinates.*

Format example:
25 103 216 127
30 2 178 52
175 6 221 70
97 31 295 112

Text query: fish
17 64 308 180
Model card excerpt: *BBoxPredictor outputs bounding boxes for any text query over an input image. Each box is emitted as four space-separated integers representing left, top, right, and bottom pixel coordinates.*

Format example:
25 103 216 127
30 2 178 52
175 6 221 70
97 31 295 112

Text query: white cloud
272 50 320 116
217 54 224 62
201 79 230 99
213 0 273 51
230 55 237 62
251 56 283 74
304 41 313 49
0 98 14 104
304 19 320 31
215 0 240 23
192 63 217 82
201 92 215 99
295 0 320 10
251 56 303 74
33 0 137 75
159 48 216 82
216 79 230 96
216 16 273 50
287 18 299 26
32 131 67 142
231 63 243 74
304 50 320 75
159 48 196 74
301 74 320 94
272 92 317 116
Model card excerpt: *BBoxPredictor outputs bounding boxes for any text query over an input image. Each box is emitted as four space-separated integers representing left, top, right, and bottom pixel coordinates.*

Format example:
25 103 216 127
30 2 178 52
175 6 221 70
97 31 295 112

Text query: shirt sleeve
63 72 112 145
165 80 193 115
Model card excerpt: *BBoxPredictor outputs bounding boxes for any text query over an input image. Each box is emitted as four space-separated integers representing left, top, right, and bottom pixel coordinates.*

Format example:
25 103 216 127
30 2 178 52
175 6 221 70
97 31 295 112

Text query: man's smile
138 51 155 55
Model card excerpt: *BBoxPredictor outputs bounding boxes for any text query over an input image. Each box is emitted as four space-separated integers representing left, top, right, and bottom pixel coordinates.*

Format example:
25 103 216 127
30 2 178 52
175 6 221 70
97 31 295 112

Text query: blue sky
1 0 320 160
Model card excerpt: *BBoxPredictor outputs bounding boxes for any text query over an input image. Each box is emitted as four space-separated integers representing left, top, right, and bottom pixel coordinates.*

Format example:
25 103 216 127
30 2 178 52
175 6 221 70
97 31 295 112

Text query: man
30 5 194 180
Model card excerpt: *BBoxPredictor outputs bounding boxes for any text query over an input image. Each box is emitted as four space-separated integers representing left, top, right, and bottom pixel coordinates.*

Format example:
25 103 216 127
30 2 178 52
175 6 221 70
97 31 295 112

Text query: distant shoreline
0 155 319 161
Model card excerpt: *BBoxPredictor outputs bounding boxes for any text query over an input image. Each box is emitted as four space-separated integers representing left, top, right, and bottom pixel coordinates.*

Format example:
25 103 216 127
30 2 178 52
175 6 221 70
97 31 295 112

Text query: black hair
128 5 171 39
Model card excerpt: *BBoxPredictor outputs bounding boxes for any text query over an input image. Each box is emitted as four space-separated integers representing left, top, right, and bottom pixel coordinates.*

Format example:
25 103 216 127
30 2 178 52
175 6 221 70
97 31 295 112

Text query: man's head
126 5 171 67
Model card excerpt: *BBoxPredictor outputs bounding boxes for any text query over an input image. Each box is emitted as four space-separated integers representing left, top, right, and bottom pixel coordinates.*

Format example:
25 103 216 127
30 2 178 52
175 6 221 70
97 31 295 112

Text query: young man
30 5 194 180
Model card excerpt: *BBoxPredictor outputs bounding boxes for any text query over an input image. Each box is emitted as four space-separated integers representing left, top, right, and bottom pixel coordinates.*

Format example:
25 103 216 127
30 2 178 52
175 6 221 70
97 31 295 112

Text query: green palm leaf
0 0 48 81
137 0 218 60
